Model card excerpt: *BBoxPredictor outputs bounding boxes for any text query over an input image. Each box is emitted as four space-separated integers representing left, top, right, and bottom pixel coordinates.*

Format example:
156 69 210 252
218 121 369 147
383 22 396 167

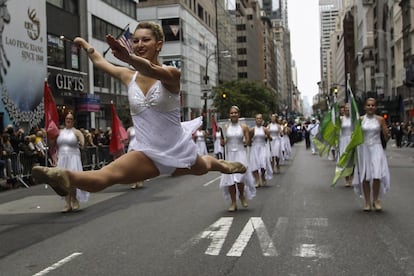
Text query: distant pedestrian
307 118 319 155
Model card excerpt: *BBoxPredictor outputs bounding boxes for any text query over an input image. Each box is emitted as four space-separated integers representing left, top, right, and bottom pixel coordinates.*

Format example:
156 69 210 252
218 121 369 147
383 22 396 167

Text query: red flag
211 115 218 137
109 102 128 156
44 80 59 139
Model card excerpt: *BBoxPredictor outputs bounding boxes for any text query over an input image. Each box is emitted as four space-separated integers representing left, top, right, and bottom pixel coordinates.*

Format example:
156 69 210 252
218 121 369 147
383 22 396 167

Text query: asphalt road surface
0 141 413 276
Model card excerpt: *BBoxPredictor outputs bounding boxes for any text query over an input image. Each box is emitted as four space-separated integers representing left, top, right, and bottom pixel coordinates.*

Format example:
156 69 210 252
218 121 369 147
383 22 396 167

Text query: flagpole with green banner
313 94 340 157
332 75 364 186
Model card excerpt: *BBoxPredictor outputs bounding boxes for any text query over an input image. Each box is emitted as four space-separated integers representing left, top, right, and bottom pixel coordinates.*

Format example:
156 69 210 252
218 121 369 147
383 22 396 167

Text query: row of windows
92 16 181 43
46 0 78 14
92 16 126 42
47 33 80 70
101 0 137 18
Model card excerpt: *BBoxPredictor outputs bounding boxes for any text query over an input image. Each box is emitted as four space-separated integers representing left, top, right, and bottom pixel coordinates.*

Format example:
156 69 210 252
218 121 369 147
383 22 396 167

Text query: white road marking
272 217 289 246
33 252 82 276
292 244 332 258
227 217 277 257
203 176 221 187
292 218 331 258
176 217 331 258
174 217 233 256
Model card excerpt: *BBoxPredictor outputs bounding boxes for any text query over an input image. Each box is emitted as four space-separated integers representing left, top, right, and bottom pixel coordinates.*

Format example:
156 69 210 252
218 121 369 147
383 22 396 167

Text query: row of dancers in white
194 109 293 211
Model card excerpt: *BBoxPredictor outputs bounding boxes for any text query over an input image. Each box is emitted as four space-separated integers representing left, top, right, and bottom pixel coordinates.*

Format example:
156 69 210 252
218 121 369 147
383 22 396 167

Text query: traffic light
221 93 227 99
383 113 388 120
333 86 338 94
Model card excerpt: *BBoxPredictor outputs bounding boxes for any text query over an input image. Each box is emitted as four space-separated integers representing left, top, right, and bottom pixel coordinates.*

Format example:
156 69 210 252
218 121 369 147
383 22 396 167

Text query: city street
0 141 413 276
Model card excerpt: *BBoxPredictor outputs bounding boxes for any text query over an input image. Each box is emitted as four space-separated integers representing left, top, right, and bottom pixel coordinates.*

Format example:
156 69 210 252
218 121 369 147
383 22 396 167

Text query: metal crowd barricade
5 152 34 188
81 145 113 171
1 146 114 189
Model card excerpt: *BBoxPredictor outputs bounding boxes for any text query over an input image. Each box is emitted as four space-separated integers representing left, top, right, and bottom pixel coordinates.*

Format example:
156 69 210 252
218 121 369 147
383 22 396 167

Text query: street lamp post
202 49 231 130
202 50 217 130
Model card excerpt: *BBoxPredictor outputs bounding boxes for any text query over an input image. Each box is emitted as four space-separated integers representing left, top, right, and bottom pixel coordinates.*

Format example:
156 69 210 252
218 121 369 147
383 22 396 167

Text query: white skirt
219 148 256 201
353 143 390 199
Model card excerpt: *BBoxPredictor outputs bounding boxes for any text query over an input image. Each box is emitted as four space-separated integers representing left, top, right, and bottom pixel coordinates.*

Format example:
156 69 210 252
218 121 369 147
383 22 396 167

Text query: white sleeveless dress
213 130 224 156
353 115 390 199
339 116 352 156
268 123 282 158
249 126 273 179
57 128 89 202
220 123 255 200
127 71 201 175
195 130 208 155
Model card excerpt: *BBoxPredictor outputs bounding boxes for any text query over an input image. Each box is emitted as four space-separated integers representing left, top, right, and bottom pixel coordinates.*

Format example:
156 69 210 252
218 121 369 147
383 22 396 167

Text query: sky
287 0 320 104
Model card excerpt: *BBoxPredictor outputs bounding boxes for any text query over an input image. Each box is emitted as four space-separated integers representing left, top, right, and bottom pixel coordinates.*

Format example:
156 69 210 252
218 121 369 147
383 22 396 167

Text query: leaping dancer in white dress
31 21 246 195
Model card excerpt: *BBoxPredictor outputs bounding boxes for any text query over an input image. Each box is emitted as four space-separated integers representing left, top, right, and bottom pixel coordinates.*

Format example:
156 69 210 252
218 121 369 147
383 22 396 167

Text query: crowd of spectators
0 124 115 186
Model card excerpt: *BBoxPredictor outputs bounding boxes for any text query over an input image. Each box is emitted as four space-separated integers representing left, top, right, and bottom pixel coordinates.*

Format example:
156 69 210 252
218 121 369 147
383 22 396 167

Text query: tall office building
319 0 341 92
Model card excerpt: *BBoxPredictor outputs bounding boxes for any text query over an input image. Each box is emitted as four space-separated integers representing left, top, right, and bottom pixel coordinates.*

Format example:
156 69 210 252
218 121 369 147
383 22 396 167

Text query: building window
162 18 181 42
93 68 111 89
46 0 78 14
237 48 247 55
70 44 80 70
47 34 65 68
238 60 247 67
237 36 246 43
198 4 204 20
236 24 246 31
238 72 247 78
101 0 136 18
92 16 125 42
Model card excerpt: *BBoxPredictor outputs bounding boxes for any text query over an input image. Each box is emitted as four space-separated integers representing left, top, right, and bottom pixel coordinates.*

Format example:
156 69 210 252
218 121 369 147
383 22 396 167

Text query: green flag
332 85 364 185
313 100 340 157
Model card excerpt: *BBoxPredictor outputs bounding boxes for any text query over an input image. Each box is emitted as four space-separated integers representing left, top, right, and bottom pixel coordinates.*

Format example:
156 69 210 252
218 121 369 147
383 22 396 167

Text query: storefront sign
55 72 84 92
77 94 100 112
0 0 46 128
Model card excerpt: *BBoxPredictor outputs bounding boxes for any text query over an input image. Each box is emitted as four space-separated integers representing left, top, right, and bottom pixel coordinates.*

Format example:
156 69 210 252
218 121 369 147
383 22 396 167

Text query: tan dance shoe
61 204 72 213
218 160 246 174
228 204 237 212
373 200 382 211
131 181 144 189
239 196 248 208
72 199 80 211
32 166 70 197
363 202 371 212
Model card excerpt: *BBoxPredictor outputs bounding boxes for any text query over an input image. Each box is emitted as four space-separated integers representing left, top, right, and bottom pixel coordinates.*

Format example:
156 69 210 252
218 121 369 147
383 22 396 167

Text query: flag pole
103 23 130 57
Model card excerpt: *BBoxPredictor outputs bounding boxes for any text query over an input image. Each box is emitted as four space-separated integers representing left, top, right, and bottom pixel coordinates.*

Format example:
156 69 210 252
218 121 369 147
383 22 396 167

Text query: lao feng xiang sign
0 0 47 128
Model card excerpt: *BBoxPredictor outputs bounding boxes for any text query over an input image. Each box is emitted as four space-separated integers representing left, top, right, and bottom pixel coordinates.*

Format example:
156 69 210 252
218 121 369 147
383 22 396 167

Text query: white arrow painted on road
175 217 233 256
227 217 277 257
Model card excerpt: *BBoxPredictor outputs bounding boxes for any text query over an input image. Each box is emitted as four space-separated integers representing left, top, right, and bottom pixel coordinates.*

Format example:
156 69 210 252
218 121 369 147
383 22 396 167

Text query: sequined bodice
196 130 205 142
128 72 180 115
341 116 352 136
362 115 381 145
215 131 222 139
268 123 281 140
252 126 266 146
225 123 245 152
57 128 79 154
